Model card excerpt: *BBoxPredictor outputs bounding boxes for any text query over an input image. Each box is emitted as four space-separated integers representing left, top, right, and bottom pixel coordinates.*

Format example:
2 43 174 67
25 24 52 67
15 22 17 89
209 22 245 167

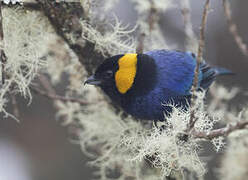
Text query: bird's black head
84 55 122 101
84 53 157 105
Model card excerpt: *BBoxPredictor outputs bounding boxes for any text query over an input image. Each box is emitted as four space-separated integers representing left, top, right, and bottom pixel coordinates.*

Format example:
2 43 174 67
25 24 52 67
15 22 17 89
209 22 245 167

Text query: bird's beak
84 75 102 86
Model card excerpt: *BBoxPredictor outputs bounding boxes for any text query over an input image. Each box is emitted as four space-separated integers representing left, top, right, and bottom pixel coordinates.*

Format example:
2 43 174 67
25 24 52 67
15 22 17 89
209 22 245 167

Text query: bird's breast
120 50 197 120
121 86 172 120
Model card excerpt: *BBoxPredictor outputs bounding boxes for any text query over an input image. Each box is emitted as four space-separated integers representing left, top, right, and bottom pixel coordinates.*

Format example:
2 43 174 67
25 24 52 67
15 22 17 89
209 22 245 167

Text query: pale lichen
219 131 248 180
119 92 216 178
0 8 53 118
57 89 228 179
80 17 136 56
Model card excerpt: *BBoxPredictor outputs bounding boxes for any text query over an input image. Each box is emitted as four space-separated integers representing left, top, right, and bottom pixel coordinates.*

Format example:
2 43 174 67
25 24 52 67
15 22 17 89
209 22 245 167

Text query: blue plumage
85 49 232 121
123 50 230 120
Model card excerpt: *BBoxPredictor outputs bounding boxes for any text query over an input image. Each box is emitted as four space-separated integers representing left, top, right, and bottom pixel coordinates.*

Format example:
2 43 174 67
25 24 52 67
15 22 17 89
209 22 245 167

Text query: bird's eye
104 70 113 78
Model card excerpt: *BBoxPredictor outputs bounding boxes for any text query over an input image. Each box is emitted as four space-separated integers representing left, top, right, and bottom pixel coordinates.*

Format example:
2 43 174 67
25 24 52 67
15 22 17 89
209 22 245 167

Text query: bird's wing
145 50 199 96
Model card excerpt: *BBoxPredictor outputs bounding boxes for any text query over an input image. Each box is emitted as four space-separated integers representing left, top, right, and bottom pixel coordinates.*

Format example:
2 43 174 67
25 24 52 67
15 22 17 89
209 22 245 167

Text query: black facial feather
125 54 157 97
94 55 123 104
93 54 157 105
94 55 122 78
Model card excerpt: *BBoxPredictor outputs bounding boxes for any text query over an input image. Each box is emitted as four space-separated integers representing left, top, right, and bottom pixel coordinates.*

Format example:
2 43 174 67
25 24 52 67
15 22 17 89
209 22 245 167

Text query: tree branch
32 1 124 114
192 120 248 140
180 0 197 52
31 86 88 106
136 0 158 54
222 0 248 57
136 32 146 54
34 0 105 75
11 95 20 119
188 0 210 131
0 3 7 85
31 75 88 106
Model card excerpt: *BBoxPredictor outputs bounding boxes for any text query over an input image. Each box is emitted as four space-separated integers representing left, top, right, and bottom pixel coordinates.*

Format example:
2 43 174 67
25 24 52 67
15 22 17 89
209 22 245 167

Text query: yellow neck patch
115 54 138 94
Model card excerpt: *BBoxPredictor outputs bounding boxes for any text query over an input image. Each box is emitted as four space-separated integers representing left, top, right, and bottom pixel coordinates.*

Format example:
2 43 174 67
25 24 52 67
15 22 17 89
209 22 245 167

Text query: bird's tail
213 67 234 76
200 63 233 89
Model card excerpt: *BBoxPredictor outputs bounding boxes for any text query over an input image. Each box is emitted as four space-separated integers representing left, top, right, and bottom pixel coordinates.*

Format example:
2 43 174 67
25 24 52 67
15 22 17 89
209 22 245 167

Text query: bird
84 50 232 122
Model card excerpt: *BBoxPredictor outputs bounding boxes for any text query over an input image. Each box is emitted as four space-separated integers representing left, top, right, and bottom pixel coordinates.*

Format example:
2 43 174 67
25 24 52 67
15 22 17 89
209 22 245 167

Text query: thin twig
147 1 158 33
136 33 146 54
31 86 88 106
180 0 197 52
223 0 248 57
38 74 56 94
32 74 88 105
11 95 20 119
188 0 210 131
192 120 248 140
136 0 158 53
0 3 7 85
